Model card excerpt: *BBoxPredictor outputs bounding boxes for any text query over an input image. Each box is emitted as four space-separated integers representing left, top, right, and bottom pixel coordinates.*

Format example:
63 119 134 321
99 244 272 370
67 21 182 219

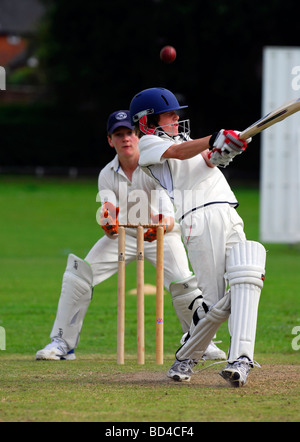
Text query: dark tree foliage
3 0 300 172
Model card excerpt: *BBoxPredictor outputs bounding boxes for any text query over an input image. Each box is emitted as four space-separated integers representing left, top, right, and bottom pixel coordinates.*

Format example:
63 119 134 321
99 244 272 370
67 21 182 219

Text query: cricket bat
239 97 300 141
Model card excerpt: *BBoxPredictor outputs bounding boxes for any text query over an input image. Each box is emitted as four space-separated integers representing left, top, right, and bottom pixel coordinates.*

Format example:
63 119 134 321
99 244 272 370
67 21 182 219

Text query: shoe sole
167 372 191 382
219 369 244 388
35 351 76 361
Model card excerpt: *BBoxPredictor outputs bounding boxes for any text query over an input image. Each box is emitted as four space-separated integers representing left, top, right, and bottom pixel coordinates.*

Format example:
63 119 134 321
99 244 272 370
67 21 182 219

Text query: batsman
36 110 225 362
130 88 267 387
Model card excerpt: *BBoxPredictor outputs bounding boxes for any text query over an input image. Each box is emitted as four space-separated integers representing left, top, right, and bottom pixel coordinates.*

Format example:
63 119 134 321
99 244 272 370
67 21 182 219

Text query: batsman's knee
225 240 266 290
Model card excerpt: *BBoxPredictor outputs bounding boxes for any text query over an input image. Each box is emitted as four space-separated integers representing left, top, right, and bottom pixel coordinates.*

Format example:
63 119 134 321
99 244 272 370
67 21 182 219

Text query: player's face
158 111 179 136
108 127 139 158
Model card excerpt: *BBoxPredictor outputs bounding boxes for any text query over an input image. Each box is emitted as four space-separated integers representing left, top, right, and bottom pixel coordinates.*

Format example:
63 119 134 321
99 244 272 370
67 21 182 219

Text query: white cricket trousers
181 204 246 306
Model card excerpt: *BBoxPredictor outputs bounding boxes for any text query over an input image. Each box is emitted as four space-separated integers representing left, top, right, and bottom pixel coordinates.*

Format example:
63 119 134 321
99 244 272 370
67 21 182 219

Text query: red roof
0 35 27 66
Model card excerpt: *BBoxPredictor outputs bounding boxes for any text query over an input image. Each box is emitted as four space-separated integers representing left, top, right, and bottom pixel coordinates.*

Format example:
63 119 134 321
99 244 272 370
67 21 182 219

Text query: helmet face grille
155 119 190 139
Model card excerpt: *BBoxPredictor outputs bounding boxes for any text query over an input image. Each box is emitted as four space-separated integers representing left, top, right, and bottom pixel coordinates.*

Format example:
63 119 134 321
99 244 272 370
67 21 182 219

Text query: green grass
0 353 299 423
0 176 300 422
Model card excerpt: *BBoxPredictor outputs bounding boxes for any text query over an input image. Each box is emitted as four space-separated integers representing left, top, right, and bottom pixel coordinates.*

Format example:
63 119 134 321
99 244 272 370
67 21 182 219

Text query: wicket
117 224 164 365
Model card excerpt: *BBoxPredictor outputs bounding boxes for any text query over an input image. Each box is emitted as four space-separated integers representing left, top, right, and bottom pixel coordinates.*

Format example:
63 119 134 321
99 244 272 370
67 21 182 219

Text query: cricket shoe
219 356 252 387
203 341 227 360
167 359 196 382
35 339 76 361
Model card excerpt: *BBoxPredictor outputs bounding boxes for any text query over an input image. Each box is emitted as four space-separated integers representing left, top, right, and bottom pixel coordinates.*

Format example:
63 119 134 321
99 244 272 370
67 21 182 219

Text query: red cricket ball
160 46 176 64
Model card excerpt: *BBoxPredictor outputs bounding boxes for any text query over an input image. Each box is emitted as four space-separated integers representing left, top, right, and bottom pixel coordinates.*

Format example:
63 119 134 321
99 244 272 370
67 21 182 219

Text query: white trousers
181 204 246 306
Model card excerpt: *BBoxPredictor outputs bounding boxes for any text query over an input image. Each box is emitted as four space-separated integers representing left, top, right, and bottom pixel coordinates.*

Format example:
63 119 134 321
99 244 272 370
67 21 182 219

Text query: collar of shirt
110 154 137 183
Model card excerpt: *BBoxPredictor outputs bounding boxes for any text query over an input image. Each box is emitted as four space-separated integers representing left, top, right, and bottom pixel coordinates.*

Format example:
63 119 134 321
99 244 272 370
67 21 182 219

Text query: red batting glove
100 201 119 236
223 130 247 152
208 129 248 167
144 214 167 242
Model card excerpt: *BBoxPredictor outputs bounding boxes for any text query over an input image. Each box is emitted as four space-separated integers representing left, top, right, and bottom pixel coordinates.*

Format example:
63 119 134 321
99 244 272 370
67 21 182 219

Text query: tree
32 0 300 171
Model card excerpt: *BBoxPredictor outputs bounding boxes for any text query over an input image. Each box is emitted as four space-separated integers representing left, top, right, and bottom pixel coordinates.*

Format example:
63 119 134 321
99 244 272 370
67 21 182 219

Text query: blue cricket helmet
129 87 188 124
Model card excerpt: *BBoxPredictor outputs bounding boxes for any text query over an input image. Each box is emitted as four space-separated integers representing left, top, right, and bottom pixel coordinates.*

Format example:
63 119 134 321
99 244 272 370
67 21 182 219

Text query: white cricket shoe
219 357 251 387
167 359 196 382
203 341 227 360
35 339 76 361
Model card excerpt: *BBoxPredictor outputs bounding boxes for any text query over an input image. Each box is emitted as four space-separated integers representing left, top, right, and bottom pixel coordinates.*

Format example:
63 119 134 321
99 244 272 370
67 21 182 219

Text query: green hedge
0 104 113 169
0 103 260 179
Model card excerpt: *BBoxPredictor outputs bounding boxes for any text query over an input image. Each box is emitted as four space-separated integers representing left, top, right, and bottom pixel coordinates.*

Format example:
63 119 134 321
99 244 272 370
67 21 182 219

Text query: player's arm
162 136 211 160
201 149 215 168
162 130 250 165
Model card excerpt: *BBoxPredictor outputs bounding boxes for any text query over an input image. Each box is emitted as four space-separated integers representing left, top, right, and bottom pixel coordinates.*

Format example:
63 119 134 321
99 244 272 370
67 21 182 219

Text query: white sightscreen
260 47 300 244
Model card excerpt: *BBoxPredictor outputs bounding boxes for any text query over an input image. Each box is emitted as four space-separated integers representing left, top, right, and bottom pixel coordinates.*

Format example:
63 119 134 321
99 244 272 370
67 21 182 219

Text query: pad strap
175 292 231 362
170 275 203 334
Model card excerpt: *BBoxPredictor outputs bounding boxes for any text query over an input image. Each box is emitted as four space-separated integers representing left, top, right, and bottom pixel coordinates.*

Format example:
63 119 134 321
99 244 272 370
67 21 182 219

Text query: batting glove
144 214 167 242
100 201 119 236
208 129 251 168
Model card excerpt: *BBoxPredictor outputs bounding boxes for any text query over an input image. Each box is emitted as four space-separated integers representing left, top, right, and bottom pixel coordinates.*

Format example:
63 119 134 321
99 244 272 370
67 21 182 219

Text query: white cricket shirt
138 133 238 221
98 154 179 235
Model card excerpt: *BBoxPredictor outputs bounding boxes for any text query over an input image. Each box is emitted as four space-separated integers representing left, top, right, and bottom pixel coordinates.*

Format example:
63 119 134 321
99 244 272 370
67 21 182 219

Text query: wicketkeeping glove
208 129 251 168
100 201 119 236
144 214 168 242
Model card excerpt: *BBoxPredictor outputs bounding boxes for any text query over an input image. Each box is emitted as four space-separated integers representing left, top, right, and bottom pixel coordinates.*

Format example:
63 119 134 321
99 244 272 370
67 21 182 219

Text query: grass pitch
0 176 299 422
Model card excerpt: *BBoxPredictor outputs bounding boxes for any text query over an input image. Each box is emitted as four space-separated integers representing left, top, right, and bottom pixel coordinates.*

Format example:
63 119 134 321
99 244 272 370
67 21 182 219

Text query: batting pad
175 293 231 362
226 241 266 363
170 275 203 334
51 254 93 350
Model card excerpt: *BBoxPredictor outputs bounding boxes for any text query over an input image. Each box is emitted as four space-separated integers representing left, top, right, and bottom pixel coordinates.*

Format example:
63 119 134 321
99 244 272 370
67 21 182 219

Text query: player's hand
208 129 251 168
100 201 119 236
215 129 249 152
144 214 168 242
208 148 234 168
